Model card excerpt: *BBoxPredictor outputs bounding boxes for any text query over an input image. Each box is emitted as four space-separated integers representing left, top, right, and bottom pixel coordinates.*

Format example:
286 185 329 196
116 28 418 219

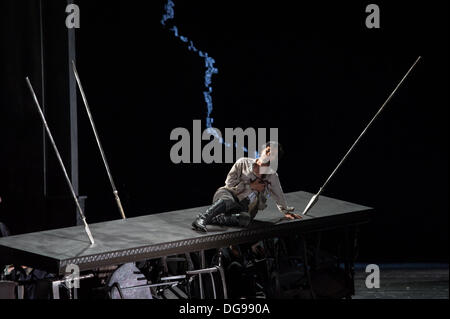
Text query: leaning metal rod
302 56 422 215
26 77 95 245
71 60 126 220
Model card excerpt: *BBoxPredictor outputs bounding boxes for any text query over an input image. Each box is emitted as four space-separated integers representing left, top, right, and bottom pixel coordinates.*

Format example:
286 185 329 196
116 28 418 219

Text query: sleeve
268 173 294 214
225 159 251 194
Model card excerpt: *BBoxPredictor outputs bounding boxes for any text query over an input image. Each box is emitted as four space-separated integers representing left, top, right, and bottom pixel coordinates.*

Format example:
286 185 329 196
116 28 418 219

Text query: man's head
259 141 284 166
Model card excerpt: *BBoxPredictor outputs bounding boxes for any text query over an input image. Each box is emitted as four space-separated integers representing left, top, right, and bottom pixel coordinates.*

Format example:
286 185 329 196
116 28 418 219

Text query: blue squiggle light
161 0 217 130
161 0 258 158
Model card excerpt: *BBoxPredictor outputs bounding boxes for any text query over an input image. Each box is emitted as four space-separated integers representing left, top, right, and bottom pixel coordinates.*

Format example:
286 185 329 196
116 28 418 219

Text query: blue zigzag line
162 0 258 155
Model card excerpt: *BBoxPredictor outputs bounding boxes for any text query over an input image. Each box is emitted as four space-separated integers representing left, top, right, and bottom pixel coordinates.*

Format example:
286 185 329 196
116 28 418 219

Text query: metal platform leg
301 235 316 299
217 249 228 299
17 285 24 299
199 250 206 299
52 281 60 299
216 265 228 299
186 265 228 299
344 226 356 299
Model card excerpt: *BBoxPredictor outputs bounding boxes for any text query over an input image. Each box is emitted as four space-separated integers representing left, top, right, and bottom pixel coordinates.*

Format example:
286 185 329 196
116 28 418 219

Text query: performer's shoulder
235 157 254 164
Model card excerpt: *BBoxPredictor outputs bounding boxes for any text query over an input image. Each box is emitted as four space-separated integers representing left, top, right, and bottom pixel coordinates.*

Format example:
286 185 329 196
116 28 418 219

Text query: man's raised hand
250 180 266 192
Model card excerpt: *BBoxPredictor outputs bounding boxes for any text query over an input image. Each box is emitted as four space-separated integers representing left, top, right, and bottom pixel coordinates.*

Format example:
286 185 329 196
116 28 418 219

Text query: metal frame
54 211 372 275
51 273 94 299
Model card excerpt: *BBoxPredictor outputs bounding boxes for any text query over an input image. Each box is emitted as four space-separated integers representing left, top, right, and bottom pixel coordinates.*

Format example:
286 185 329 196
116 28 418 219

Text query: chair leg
216 265 228 299
17 285 24 299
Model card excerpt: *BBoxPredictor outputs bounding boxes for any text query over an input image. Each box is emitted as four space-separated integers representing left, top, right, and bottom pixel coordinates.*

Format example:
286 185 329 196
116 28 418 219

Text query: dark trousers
0 222 10 237
212 187 253 227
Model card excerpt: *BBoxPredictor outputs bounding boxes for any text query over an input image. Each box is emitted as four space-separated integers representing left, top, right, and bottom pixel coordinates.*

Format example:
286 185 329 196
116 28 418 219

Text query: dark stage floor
353 264 449 299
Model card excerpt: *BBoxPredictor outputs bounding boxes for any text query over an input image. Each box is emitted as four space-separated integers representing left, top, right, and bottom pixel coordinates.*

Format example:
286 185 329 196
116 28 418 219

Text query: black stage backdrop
0 1 448 263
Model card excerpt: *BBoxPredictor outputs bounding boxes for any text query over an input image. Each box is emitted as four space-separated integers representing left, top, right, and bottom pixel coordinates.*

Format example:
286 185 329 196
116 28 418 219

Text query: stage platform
0 191 373 275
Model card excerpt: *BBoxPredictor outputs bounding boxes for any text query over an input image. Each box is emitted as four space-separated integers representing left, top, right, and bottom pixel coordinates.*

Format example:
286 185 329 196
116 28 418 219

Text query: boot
210 214 240 227
192 199 227 232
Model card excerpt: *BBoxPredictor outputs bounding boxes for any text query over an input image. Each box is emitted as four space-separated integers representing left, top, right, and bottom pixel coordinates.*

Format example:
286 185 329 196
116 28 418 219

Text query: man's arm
225 159 251 194
268 174 302 219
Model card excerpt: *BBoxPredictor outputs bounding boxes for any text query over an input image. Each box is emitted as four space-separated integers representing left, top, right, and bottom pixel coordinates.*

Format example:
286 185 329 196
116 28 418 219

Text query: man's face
259 146 278 165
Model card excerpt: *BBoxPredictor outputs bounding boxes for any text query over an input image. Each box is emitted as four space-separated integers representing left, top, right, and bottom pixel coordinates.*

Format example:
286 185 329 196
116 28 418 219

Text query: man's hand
284 212 302 220
250 180 265 192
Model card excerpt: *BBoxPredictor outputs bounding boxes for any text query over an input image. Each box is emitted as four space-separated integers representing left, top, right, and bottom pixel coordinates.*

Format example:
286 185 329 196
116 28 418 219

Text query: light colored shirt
223 157 294 215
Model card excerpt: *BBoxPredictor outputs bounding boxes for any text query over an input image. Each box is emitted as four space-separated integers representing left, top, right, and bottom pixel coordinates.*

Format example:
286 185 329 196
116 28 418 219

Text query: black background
0 1 448 263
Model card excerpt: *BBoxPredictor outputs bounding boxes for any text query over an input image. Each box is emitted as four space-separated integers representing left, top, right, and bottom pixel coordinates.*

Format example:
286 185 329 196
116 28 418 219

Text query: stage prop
71 61 127 220
302 56 421 215
25 77 95 245
0 191 373 299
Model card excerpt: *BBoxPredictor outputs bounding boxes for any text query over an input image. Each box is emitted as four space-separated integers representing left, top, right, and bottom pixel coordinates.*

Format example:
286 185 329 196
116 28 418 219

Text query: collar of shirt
251 158 276 176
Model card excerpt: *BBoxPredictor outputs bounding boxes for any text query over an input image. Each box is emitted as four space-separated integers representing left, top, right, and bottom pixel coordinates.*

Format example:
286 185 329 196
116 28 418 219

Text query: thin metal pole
39 0 47 197
302 56 422 215
199 250 206 299
26 77 95 245
71 61 126 220
67 2 79 203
